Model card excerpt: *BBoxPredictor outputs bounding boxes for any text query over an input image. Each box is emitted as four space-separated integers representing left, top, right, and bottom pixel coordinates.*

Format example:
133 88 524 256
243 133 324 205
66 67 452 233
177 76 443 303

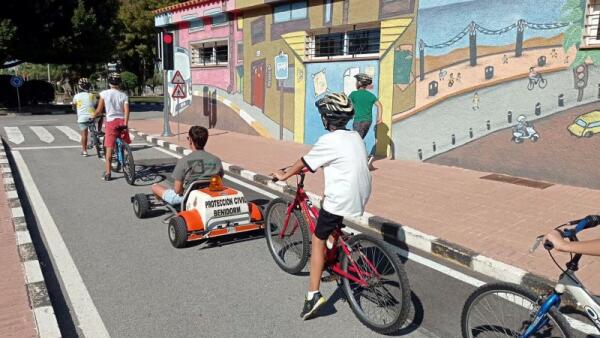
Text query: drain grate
480 173 554 189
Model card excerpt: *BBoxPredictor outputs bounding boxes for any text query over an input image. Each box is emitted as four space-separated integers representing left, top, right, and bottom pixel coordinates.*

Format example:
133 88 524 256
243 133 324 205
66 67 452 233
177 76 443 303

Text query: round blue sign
10 76 24 88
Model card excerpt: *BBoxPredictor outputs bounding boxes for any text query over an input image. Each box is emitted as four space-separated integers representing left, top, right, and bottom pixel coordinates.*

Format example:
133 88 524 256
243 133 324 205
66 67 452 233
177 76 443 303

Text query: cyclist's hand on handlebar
271 169 286 182
543 230 567 251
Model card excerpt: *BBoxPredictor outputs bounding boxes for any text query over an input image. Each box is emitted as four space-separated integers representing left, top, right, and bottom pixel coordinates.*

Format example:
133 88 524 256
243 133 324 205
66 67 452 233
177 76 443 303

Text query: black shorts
315 208 344 240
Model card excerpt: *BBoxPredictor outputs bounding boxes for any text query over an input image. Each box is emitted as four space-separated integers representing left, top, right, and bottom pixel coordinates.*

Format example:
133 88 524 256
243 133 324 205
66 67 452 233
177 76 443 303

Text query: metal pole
47 64 51 82
162 70 173 136
177 98 180 143
16 87 21 113
279 79 284 140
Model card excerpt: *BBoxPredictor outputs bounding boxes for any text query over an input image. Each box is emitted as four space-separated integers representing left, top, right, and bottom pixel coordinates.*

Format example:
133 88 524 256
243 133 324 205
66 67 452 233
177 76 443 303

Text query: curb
0 142 61 337
130 129 558 296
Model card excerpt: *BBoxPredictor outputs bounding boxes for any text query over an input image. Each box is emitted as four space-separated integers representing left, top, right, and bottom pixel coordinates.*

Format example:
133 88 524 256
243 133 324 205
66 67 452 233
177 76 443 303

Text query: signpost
274 52 289 140
10 75 24 113
171 70 187 142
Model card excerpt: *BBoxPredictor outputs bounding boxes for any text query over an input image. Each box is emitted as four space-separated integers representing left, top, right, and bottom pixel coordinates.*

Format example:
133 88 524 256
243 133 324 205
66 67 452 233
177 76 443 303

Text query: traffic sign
171 70 185 84
275 53 289 80
172 84 186 98
10 75 24 88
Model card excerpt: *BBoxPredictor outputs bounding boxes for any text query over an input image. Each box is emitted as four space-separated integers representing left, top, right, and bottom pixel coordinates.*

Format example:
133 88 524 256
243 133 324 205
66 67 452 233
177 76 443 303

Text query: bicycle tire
527 81 534 90
264 198 310 274
461 282 572 338
539 78 548 89
341 234 411 334
121 142 136 185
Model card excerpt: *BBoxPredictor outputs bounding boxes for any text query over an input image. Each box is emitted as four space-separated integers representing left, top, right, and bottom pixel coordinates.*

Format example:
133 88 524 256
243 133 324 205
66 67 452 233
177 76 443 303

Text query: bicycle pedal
321 274 339 283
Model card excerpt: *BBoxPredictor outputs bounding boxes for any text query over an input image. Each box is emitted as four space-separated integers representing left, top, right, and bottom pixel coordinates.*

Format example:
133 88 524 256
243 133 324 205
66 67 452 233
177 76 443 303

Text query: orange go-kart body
168 176 264 248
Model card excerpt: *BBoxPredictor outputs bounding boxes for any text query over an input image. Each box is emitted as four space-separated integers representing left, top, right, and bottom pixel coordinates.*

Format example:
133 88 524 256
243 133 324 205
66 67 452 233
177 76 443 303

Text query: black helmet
78 77 91 91
354 73 373 87
108 72 121 85
315 92 354 129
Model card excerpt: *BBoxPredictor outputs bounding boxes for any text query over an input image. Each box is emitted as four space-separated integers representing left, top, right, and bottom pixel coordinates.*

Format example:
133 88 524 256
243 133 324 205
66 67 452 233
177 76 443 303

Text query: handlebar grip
576 215 600 233
543 240 554 250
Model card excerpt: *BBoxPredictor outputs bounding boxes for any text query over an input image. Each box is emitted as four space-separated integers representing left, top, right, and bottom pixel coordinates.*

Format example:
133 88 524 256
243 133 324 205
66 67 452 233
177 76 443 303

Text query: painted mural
154 0 600 189
385 0 600 189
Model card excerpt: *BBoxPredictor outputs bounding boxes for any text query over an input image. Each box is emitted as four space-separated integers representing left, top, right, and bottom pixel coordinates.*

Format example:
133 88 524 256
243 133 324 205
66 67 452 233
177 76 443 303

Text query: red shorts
104 119 131 148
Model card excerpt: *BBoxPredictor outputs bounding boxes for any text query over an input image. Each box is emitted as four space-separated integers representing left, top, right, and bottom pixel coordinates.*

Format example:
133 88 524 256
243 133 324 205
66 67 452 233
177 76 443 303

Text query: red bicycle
265 168 411 334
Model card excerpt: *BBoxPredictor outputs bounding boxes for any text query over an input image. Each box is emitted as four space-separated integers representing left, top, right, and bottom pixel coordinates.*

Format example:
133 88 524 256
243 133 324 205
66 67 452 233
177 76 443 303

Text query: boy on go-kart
152 126 224 206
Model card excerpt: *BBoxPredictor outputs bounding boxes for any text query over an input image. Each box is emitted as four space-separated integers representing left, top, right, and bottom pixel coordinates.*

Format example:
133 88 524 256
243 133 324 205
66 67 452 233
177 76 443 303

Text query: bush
0 76 55 107
120 71 138 94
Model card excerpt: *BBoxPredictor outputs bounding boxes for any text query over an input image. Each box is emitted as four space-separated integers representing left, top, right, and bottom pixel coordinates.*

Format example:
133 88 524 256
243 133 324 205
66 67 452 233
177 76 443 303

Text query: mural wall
155 0 600 189
393 0 600 189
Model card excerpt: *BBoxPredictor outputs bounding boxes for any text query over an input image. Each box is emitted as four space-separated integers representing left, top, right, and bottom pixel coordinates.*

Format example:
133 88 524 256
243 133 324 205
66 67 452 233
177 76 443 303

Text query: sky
418 0 474 9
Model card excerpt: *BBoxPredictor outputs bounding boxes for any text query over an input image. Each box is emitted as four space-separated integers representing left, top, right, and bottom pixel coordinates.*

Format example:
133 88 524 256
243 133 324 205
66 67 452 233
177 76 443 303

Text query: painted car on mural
568 111 600 138
131 176 264 248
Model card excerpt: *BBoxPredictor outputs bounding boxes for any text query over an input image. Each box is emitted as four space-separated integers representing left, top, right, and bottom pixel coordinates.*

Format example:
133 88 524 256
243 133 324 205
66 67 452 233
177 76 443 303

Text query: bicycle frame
115 138 125 165
278 170 378 287
522 255 600 337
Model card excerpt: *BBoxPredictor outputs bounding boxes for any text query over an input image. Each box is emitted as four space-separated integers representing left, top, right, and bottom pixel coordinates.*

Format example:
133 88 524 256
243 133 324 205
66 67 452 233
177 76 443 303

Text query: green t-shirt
172 150 223 188
349 90 378 122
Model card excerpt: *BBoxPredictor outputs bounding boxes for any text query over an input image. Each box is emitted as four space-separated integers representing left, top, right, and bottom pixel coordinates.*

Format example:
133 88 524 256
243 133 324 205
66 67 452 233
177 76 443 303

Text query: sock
326 239 334 250
307 290 319 300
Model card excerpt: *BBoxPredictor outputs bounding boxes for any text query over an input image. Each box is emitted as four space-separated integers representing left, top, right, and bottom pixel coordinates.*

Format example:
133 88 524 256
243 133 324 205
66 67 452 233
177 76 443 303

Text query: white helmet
517 115 526 122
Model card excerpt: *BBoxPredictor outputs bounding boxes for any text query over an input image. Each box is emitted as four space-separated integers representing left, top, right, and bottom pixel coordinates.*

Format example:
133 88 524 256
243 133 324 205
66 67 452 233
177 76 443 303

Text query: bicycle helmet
315 92 354 129
108 72 121 86
517 115 527 123
78 77 91 91
354 73 373 87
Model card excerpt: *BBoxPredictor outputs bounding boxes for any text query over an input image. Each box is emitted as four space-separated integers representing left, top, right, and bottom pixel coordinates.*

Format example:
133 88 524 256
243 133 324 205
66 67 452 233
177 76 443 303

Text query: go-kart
131 176 264 248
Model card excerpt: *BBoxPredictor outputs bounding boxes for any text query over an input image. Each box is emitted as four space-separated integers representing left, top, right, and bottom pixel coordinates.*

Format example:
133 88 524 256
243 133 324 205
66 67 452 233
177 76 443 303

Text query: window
211 13 229 26
189 19 204 33
379 0 415 19
582 0 600 49
251 17 265 44
576 119 587 127
589 121 600 128
273 1 307 23
309 28 381 59
191 40 228 66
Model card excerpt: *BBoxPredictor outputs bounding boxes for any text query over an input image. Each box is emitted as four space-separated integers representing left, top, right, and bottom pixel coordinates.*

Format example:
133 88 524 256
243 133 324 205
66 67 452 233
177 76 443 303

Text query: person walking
71 78 96 157
349 73 382 170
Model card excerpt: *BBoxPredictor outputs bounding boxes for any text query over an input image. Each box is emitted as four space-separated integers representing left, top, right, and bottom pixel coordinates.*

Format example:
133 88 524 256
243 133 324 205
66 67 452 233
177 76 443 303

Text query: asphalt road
1 113 594 337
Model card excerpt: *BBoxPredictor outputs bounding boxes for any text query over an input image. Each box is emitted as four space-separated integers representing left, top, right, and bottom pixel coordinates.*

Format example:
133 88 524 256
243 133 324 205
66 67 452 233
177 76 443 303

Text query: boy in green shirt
348 73 382 168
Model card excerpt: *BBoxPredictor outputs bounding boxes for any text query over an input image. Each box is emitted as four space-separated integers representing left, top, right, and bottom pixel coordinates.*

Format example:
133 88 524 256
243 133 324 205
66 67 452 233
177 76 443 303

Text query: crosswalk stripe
56 126 81 142
4 127 24 144
29 126 54 143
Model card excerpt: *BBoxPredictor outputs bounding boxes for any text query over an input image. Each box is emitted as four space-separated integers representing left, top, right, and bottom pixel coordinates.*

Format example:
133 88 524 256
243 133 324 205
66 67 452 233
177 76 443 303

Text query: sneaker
81 151 88 157
300 292 326 320
102 173 111 181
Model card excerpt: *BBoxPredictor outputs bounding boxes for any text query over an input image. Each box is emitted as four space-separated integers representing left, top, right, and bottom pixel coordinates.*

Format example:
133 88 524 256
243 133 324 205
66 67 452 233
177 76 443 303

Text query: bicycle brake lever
529 235 544 253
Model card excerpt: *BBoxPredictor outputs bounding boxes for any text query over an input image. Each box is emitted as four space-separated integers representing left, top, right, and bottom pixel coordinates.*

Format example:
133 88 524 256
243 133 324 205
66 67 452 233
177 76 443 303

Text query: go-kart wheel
168 216 188 248
133 193 151 219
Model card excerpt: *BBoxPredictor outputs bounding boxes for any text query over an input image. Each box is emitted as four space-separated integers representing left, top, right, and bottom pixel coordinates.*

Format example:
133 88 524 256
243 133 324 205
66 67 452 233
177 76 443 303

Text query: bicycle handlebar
541 216 599 250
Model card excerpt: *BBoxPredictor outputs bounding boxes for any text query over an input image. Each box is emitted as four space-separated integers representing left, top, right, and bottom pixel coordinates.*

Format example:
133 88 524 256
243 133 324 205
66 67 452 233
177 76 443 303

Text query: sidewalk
132 118 600 294
0 165 36 337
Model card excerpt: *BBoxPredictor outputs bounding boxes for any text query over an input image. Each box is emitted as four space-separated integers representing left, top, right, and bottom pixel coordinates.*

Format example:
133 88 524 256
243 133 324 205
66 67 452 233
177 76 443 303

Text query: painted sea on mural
417 0 565 56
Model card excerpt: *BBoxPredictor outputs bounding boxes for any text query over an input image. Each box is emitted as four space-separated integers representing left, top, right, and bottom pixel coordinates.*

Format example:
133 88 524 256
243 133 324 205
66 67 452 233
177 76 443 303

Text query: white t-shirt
99 88 129 121
302 130 372 217
72 92 97 123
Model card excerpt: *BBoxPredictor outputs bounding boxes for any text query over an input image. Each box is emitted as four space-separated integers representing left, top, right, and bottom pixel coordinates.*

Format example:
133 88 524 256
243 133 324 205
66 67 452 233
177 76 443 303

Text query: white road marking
56 126 81 142
12 151 110 337
12 143 147 151
152 143 598 336
5 126 25 144
30 126 54 143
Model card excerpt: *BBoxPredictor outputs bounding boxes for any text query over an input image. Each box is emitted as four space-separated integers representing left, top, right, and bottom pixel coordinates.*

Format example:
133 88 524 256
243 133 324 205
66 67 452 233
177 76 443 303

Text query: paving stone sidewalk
131 118 600 295
0 160 36 337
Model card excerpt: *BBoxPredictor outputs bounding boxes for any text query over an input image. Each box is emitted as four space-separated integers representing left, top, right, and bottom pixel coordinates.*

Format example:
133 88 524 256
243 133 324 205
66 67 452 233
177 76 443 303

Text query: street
1 113 595 337
0 113 489 337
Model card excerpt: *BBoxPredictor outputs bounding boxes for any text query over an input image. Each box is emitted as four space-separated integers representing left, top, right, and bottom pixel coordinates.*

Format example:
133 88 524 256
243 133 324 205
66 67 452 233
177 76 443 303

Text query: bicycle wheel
341 234 410 334
121 142 136 185
539 78 548 89
264 198 310 274
527 81 534 90
461 282 571 338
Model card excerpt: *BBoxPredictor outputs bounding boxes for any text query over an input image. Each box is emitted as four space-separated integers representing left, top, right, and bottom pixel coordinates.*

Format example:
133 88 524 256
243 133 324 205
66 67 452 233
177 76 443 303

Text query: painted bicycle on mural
527 67 548 90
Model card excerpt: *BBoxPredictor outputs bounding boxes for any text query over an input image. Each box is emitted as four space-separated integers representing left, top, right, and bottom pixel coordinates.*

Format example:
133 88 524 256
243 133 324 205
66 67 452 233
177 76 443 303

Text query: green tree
0 0 119 66
120 71 139 95
116 0 184 94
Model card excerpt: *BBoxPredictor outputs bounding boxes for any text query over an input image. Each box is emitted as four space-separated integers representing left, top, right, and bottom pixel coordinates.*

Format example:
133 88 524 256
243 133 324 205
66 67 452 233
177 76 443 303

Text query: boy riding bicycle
152 126 224 206
72 78 97 157
95 72 131 181
273 92 372 320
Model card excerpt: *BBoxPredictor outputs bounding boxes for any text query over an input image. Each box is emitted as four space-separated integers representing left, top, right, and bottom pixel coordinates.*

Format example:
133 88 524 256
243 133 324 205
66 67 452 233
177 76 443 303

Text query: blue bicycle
461 218 600 337
112 125 136 185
